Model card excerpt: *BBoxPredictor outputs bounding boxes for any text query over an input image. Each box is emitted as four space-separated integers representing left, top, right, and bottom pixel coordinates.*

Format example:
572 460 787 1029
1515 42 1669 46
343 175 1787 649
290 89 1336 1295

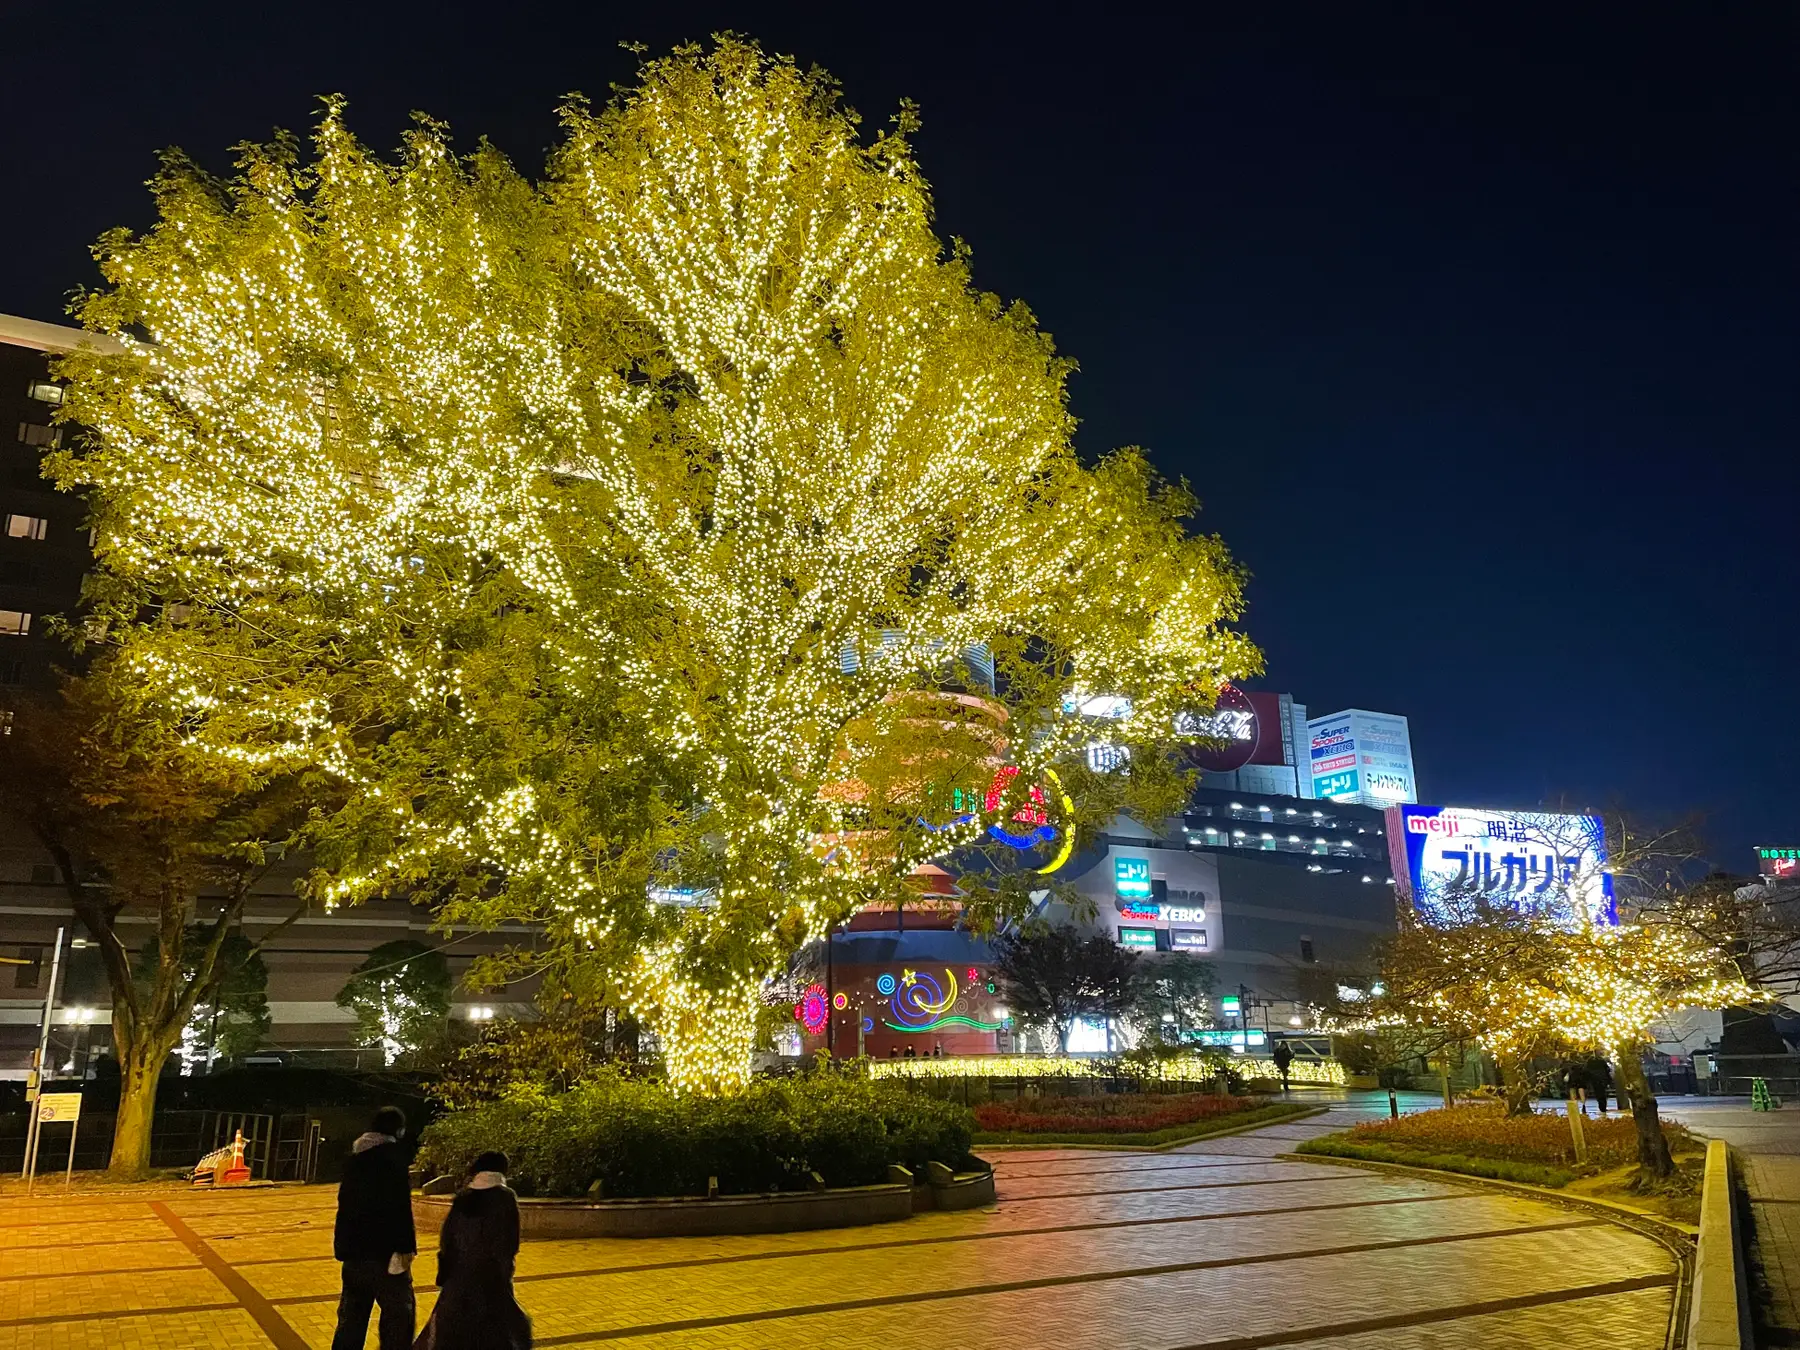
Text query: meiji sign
1388 804 1615 924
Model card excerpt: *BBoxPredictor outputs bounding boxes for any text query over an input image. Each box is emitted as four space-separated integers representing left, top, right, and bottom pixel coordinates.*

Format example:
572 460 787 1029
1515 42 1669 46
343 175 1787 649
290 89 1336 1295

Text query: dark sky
7 4 1796 867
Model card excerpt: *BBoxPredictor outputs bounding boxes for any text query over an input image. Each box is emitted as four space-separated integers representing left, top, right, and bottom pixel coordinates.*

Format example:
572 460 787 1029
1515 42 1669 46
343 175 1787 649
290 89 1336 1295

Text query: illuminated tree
1363 814 1759 1178
54 38 1257 1091
336 940 453 1066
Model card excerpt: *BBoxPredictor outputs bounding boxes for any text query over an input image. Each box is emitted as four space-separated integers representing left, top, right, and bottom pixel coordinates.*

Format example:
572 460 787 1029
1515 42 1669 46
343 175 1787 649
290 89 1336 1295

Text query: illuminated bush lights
868 1054 1346 1086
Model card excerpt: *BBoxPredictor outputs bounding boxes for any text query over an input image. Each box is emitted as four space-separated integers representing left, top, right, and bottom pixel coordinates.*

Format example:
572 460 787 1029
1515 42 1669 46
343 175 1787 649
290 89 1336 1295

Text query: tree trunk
1500 1054 1535 1116
109 1036 171 1178
1612 1049 1673 1181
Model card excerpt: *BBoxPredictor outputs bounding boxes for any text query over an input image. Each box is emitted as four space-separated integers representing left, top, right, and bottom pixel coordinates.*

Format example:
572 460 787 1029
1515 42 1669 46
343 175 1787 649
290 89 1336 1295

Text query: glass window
4 514 47 540
16 422 61 449
0 660 23 686
0 611 31 636
25 381 63 406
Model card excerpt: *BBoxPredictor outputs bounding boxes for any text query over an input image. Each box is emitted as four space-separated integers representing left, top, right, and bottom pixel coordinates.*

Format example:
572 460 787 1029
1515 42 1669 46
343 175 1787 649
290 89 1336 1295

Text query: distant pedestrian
888 1047 899 1058
417 1151 532 1350
1272 1040 1294 1090
332 1106 417 1350
904 1045 916 1059
932 1043 943 1058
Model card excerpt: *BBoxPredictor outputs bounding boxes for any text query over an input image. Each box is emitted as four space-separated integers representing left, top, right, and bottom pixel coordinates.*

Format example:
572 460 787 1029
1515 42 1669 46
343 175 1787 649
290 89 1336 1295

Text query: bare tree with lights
1356 812 1759 1180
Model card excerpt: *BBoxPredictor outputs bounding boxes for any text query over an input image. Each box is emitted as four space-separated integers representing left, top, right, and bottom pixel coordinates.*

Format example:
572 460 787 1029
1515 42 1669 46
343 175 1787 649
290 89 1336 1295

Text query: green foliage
994 926 1144 1051
135 927 271 1066
434 1011 620 1110
335 940 452 1066
415 1068 973 1198
1127 953 1217 1043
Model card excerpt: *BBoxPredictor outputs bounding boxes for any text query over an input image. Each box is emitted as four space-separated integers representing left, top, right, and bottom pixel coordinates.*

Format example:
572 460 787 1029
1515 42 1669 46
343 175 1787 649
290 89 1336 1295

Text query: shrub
415 1069 973 1198
1334 1104 1691 1171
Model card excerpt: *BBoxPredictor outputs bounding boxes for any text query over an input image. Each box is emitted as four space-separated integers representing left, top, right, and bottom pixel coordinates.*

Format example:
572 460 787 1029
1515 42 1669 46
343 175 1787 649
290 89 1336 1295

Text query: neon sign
882 967 1007 1034
794 983 829 1036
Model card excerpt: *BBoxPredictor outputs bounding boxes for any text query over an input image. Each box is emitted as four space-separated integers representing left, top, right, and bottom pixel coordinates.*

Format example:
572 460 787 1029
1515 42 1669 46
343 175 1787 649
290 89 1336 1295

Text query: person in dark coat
424 1151 532 1350
332 1105 418 1350
1585 1055 1612 1114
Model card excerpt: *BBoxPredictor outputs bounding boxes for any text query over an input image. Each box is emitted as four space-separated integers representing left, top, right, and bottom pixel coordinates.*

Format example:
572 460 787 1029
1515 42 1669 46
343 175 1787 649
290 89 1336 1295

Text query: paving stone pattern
1661 1096 1800 1346
0 1096 1676 1349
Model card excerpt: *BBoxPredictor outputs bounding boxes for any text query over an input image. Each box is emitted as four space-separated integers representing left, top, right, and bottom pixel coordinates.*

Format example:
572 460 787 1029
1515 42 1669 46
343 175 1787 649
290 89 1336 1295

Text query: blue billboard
1386 805 1616 925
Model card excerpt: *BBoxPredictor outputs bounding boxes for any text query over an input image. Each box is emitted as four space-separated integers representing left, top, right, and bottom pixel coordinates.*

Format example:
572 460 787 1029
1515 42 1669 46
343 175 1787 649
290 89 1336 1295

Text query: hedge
415 1069 974 1199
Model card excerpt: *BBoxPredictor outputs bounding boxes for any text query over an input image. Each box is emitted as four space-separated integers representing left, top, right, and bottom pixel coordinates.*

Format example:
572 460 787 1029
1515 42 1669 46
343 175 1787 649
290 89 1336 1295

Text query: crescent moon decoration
1035 768 1076 875
797 983 830 1036
883 966 1007 1034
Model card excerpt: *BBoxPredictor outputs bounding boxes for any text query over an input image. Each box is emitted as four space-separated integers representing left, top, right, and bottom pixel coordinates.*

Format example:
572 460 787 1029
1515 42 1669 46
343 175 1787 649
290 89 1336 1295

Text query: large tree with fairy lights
53 38 1258 1092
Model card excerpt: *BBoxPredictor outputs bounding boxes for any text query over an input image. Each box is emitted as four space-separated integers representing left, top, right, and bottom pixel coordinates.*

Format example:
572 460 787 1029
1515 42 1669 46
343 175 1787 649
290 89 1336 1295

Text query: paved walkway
0 1095 1680 1349
1662 1095 1800 1345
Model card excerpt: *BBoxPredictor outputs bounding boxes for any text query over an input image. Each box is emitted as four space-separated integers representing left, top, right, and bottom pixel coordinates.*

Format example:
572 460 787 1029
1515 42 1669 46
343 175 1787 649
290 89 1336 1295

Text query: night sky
6 4 1795 867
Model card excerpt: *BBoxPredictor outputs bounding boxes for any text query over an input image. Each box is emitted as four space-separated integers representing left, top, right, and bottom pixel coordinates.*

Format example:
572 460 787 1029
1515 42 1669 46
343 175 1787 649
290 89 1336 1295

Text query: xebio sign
1182 685 1259 773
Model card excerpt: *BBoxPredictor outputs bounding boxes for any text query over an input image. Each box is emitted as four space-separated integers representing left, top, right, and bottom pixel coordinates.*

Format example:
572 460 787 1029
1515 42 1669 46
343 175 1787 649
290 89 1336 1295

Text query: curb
1688 1138 1749 1350
1280 1150 1694 1350
977 1105 1328 1153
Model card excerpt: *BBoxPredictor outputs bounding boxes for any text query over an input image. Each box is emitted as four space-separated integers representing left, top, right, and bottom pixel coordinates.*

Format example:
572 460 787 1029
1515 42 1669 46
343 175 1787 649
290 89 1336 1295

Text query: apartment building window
13 946 42 989
29 863 56 885
16 422 61 449
4 514 48 540
1299 936 1316 964
0 660 23 685
0 708 12 735
26 380 64 406
0 611 31 636
0 560 36 585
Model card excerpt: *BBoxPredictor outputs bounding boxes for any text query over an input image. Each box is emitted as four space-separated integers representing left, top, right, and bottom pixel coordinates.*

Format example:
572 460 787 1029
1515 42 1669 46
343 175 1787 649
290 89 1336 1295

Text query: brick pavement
1661 1095 1800 1345
0 1095 1678 1349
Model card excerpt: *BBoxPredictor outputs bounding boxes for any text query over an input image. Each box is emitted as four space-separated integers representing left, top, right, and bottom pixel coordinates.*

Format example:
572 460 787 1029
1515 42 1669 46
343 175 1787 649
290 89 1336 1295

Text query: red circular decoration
798 983 830 1036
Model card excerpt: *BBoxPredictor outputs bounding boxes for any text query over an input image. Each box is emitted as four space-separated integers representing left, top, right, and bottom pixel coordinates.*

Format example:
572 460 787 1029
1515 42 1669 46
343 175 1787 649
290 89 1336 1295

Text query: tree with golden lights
54 38 1258 1092
1362 815 1758 1179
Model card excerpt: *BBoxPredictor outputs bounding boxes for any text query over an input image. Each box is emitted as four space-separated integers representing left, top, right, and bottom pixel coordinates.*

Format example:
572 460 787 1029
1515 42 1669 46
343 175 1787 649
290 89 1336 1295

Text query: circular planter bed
412 1157 994 1238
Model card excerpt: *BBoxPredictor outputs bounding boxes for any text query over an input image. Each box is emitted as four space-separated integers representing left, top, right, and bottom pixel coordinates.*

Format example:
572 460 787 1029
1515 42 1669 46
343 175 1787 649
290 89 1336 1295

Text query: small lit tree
1364 812 1759 1179
336 940 453 1066
1128 952 1217 1044
995 926 1144 1052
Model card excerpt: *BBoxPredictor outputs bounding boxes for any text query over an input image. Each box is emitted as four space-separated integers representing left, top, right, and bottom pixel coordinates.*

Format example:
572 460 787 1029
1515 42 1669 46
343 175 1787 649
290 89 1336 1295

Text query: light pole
22 927 66 1179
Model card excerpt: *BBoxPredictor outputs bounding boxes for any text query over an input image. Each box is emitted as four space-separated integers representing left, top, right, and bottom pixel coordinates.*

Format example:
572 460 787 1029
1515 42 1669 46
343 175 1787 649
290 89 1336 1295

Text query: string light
52 39 1258 1092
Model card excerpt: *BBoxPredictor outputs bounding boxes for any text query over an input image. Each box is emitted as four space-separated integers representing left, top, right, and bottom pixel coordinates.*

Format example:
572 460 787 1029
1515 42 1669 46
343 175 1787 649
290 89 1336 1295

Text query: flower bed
1295 1104 1694 1187
416 1070 973 1199
973 1092 1315 1146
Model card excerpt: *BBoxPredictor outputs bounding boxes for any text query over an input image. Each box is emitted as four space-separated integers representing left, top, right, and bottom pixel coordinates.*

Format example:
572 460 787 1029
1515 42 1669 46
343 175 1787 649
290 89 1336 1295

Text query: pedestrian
332 1105 417 1350
1271 1040 1294 1090
887 1046 899 1058
904 1044 916 1059
932 1042 943 1058
417 1151 532 1350
1586 1055 1612 1115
